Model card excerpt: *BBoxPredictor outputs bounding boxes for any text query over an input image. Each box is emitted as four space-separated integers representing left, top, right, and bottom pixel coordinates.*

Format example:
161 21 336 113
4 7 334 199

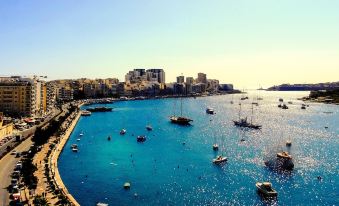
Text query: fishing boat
213 155 227 164
120 129 126 135
170 95 193 125
233 104 262 129
206 108 214 114
256 182 278 197
137 135 146 142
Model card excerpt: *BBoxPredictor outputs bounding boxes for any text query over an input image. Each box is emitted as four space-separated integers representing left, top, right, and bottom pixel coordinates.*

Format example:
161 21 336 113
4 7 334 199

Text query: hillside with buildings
267 82 339 91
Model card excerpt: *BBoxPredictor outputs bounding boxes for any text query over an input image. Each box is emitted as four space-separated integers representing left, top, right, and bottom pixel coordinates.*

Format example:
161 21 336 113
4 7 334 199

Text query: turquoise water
58 91 339 205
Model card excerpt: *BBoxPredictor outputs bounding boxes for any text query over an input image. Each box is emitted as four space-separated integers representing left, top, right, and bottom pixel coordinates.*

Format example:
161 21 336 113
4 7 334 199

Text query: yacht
137 135 146 142
120 129 126 135
206 108 215 114
213 155 227 164
212 144 219 151
256 182 278 197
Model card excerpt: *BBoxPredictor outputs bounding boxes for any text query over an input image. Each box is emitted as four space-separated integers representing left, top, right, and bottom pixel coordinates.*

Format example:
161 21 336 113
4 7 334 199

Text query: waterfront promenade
50 111 81 206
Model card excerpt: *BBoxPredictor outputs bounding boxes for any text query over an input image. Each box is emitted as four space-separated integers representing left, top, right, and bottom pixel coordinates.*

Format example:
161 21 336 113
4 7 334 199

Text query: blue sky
0 0 338 88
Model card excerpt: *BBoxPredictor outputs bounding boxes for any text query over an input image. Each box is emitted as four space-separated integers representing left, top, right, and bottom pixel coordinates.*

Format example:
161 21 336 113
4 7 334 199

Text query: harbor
57 91 339 205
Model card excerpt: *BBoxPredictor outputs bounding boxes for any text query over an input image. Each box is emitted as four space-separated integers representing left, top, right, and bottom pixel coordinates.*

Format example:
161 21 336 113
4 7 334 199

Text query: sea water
58 91 339 205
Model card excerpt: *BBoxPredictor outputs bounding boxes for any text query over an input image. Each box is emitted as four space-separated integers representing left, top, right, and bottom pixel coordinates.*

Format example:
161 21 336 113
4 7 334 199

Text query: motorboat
212 144 219 151
287 101 293 104
256 182 278 197
120 129 126 135
79 133 84 136
278 104 282 108
137 135 146 142
279 98 284 102
96 203 108 206
276 151 294 170
77 139 80 141
107 136 111 141
206 108 215 114
71 144 78 149
213 155 227 164
170 116 193 125
81 110 92 116
124 182 131 189
277 151 292 159
146 125 153 131
241 97 249 100
286 140 292 146
72 148 78 152
301 104 306 109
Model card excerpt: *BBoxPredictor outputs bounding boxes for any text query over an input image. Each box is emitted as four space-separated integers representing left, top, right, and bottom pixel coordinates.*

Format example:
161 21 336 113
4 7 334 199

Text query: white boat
213 155 227 164
146 125 153 131
124 182 131 189
72 148 78 152
256 182 278 197
81 110 92 116
286 140 292 146
97 203 108 206
77 139 80 141
120 129 126 135
206 108 214 114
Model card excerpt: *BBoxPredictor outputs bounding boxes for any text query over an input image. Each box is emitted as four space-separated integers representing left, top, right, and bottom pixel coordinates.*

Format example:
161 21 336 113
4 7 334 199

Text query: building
219 84 234 91
0 77 36 116
207 79 219 93
125 68 165 84
147 69 165 83
197 73 207 84
0 112 13 141
176 76 185 84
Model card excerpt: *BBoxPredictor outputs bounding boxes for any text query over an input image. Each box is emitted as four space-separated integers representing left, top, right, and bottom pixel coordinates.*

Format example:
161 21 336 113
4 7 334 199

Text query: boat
233 104 262 129
79 132 84 136
286 140 292 146
137 135 146 142
278 104 282 108
252 102 259 106
170 116 193 125
240 97 248 100
281 104 288 109
212 155 227 164
170 95 193 125
86 107 113 112
257 97 263 101
279 98 284 102
256 182 278 197
276 151 294 170
77 138 80 141
301 104 306 109
146 125 153 131
96 203 108 206
107 136 111 141
72 148 78 152
81 110 92 116
120 129 126 135
288 101 293 104
124 182 131 189
212 144 219 151
71 144 78 149
206 108 215 114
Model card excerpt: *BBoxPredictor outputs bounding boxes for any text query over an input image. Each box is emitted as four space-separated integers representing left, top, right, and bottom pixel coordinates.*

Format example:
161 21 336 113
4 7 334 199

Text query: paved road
0 107 62 205
0 137 33 206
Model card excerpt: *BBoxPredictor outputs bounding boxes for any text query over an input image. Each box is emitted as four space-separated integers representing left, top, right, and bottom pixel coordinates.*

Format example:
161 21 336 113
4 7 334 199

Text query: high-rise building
197 73 207 84
147 69 165 83
176 76 185 84
0 77 36 116
125 68 165 84
186 77 194 85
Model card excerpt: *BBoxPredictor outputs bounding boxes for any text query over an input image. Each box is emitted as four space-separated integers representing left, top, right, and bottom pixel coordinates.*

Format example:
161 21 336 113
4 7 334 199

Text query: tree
33 195 50 206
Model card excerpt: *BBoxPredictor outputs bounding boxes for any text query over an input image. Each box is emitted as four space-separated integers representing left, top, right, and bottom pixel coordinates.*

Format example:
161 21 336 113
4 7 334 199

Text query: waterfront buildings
0 112 13 141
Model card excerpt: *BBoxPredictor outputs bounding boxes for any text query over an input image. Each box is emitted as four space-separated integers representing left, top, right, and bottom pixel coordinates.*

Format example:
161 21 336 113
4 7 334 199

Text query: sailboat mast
251 103 254 124
239 103 241 121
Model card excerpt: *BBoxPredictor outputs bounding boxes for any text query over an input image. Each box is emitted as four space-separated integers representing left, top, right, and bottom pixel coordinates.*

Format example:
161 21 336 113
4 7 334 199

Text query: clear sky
0 0 338 88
